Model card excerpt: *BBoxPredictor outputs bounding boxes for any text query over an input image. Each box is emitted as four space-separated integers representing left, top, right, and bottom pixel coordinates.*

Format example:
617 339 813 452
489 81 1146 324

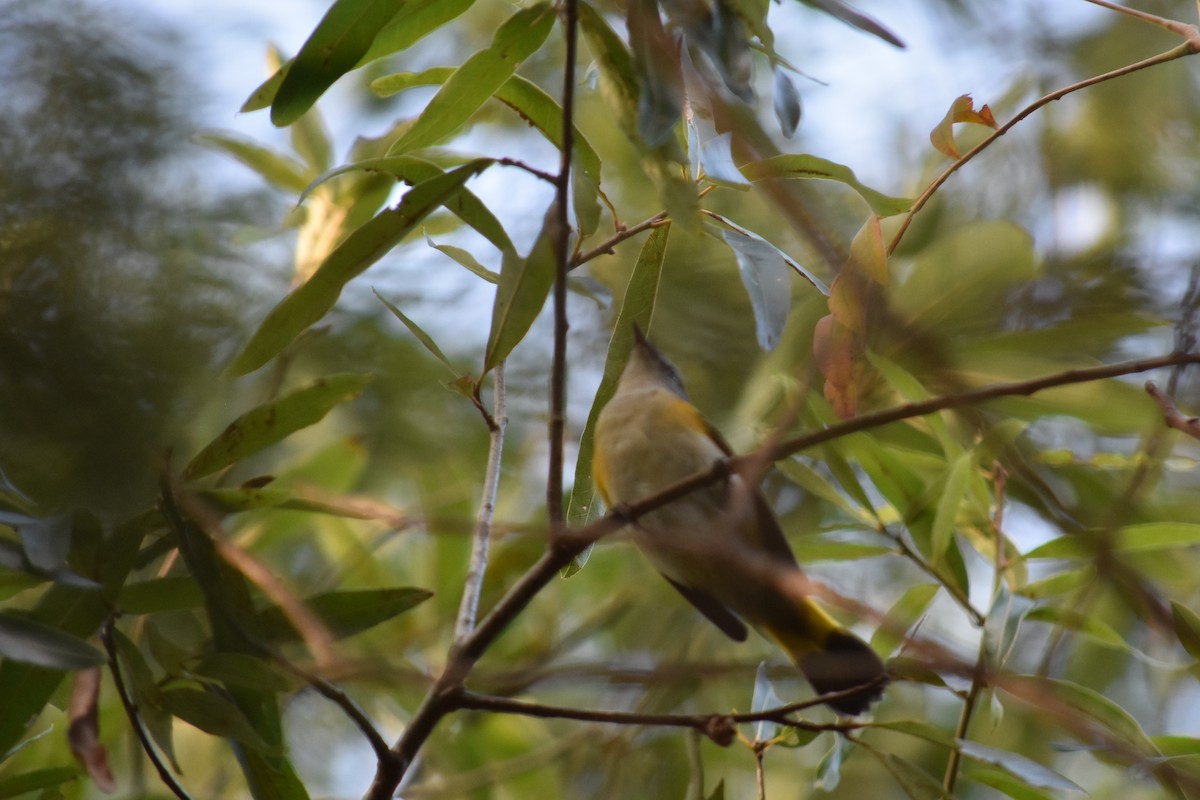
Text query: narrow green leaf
1004 675 1151 750
870 583 939 657
870 719 954 749
629 0 683 146
1027 522 1200 560
185 374 373 479
0 613 104 670
983 583 1033 666
189 653 296 693
228 159 492 375
161 687 275 752
791 539 891 562
966 767 1056 800
1024 606 1131 652
483 203 559 372
195 132 311 193
799 0 904 48
271 0 406 126
425 234 499 282
255 587 433 642
1171 601 1200 660
1016 566 1094 600
740 154 912 216
874 751 949 799
373 289 460 376
930 453 974 564
0 768 80 799
957 739 1082 791
776 458 872 522
708 214 794 350
370 66 455 95
302 155 512 253
118 577 205 614
388 4 555 154
567 223 670 531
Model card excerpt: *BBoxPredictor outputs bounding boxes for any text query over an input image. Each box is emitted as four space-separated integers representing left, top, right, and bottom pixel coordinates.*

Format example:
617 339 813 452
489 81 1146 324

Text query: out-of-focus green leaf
773 66 802 137
161 687 275 752
957 739 1082 791
705 778 725 800
870 720 955 749
1171 601 1200 660
255 587 433 642
118 577 205 614
1027 523 1200 560
229 159 492 375
816 735 845 791
271 0 406 126
740 154 912 217
374 289 461 377
874 751 949 799
0 768 80 799
1004 675 1152 750
870 583 939 657
930 453 975 564
983 583 1034 666
628 0 683 146
1016 567 1094 600
0 613 104 670
185 374 373 479
190 653 296 693
799 0 904 48
1024 606 1131 651
303 155 512 253
791 539 892 562
777 458 873 523
195 132 311 193
966 767 1057 800
483 204 559 372
567 223 670 534
388 4 555 154
579 2 639 139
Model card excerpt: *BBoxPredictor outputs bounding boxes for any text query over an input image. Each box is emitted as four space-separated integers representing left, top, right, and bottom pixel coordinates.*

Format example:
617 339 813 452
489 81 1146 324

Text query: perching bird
592 327 887 714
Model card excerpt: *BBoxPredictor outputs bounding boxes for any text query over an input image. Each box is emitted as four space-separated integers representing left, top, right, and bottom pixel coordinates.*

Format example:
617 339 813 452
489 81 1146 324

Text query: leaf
690 116 750 188
271 0 406 126
1026 522 1200 560
0 613 105 670
750 662 784 742
0 768 80 800
195 132 312 192
255 587 433 642
929 94 998 159
815 735 845 791
374 289 461 377
161 687 275 752
189 653 296 693
791 539 891 562
813 314 859 418
847 215 888 284
874 751 949 799
628 0 683 146
1024 606 1131 652
740 154 912 217
930 453 975 564
426 234 500 282
870 583 939 657
388 4 555 154
1172 601 1200 660
565 222 670 566
228 159 493 375
956 739 1082 791
118 576 205 614
1003 675 1151 750
773 66 802 137
983 583 1034 666
184 373 373 479
799 0 904 47
870 719 955 749
67 667 115 793
483 203 560 372
966 767 1057 800
302 155 511 253
1016 567 1094 600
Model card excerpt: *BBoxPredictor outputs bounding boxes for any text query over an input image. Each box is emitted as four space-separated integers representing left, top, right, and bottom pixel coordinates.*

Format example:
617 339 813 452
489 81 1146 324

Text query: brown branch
101 620 194 800
570 211 670 270
889 37 1199 255
1145 381 1200 440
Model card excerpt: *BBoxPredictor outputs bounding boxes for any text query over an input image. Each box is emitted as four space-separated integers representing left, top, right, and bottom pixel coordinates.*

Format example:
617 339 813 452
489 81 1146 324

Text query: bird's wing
662 575 749 641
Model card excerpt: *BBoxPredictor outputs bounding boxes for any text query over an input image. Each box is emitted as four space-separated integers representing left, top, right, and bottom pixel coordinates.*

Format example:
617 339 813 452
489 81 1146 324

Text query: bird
592 326 887 714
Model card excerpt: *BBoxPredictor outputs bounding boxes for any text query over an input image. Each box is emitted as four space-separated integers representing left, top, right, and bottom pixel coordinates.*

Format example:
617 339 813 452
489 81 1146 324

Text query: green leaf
387 4 555 154
870 583 939 657
1003 675 1151 750
983 583 1033 666
628 0 683 146
874 751 949 799
271 0 406 126
483 203 559 372
194 132 312 193
966 767 1057 800
190 653 296 693
1016 566 1094 600
930 453 975 564
776 458 873 523
1024 606 1131 652
228 159 493 375
0 768 80 799
870 719 955 749
739 154 912 216
1026 522 1200 560
374 289 461 377
956 739 1082 791
161 687 275 752
750 662 784 741
791 539 891 562
1171 601 1200 660
255 587 433 642
303 155 512 253
425 234 500 283
118 577 205 614
0 613 105 670
773 66 801 137
185 374 373 479
567 223 670 532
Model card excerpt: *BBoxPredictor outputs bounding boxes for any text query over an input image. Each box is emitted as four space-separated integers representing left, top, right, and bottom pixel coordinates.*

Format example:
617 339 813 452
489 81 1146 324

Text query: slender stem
888 42 1198 255
101 620 194 800
1081 0 1200 37
456 364 508 641
547 0 580 529
571 211 669 270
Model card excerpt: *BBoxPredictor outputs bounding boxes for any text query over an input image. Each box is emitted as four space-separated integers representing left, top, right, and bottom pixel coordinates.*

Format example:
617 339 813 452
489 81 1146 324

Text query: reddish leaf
68 667 116 794
847 216 888 285
930 94 998 159
814 314 861 418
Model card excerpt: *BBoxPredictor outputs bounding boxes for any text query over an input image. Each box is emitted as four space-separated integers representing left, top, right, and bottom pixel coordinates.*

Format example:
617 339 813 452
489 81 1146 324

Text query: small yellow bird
593 327 886 715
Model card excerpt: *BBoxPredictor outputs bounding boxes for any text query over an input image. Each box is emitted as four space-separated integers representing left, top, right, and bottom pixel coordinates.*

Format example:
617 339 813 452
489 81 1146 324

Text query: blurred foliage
3 0 1200 799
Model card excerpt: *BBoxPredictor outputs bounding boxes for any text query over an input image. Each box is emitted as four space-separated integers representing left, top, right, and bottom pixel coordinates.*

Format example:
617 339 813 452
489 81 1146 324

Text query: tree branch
570 211 670 270
1145 381 1200 440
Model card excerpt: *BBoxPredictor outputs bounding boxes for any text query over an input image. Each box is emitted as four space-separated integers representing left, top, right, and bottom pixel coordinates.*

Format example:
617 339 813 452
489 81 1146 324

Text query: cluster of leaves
4 0 1200 799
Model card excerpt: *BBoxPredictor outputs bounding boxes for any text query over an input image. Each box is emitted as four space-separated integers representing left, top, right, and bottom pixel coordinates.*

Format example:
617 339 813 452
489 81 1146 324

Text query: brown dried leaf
814 314 861 418
68 667 116 794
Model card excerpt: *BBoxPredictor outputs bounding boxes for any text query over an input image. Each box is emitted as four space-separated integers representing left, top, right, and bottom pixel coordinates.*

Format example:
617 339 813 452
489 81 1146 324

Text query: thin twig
1080 0 1200 37
496 157 559 185
275 661 394 764
455 363 508 641
101 620 194 800
889 41 1199 255
1145 381 1200 440
571 211 669 270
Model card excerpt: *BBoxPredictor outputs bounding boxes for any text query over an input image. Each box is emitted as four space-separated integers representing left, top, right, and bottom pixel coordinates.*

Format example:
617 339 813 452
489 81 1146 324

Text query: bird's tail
763 605 888 715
